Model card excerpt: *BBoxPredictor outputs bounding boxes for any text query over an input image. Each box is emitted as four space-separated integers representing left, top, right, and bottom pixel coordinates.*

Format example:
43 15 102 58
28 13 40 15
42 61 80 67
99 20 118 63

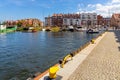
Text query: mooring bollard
91 39 95 44
59 54 73 68
49 66 59 79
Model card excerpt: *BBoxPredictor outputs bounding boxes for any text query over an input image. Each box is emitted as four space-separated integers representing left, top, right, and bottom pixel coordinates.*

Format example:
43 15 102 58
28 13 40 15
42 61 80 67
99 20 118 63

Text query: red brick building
45 13 81 27
111 13 120 29
97 15 103 25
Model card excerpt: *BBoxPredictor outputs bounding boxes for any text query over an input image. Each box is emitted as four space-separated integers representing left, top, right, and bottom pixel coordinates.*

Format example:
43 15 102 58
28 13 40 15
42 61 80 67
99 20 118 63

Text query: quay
68 31 120 80
33 31 120 80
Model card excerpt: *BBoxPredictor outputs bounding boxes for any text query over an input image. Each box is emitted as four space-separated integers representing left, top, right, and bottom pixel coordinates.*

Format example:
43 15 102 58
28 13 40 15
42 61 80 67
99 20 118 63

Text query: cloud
111 0 120 3
77 0 120 17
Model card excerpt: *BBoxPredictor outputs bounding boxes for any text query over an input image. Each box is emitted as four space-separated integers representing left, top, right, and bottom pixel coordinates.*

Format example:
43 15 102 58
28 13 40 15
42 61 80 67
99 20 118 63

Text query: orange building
16 18 42 27
111 13 120 29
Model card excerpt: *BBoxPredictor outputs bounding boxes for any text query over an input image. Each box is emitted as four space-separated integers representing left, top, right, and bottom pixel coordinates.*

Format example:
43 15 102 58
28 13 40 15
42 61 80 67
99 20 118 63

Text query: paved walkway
68 31 120 80
37 31 106 80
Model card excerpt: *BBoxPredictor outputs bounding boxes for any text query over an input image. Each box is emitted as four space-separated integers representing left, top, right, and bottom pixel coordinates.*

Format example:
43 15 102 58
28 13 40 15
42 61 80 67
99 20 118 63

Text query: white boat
86 28 99 33
42 28 45 31
76 27 86 31
68 26 74 32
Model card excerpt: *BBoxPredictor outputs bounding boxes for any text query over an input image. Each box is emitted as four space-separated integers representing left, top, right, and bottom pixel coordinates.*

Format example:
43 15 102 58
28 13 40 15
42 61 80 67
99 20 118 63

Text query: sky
0 0 120 21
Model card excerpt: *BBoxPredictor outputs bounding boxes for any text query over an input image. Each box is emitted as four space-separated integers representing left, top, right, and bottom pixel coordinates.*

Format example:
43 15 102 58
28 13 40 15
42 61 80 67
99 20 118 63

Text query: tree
17 21 22 27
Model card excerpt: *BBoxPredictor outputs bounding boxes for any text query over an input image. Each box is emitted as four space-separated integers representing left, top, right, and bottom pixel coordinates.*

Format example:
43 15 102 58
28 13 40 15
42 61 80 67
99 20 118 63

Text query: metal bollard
91 39 95 44
49 66 59 79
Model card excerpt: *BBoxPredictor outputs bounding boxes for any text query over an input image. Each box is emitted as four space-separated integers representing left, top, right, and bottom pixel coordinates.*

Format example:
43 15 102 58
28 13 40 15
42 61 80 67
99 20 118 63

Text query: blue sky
0 0 120 21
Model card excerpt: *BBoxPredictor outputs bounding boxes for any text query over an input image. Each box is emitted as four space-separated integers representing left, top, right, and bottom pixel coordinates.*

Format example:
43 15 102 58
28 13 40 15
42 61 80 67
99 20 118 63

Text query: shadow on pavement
43 75 62 80
112 30 120 51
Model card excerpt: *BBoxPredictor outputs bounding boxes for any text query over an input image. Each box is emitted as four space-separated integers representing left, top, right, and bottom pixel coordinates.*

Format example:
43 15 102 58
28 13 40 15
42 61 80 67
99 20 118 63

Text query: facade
63 14 81 27
16 18 43 27
45 13 98 29
80 13 97 28
52 14 63 27
111 13 120 29
97 15 103 26
103 18 111 27
45 16 52 27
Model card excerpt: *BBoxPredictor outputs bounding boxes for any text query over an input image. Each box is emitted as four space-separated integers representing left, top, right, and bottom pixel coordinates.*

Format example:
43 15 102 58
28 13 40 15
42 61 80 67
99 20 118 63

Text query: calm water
0 31 100 80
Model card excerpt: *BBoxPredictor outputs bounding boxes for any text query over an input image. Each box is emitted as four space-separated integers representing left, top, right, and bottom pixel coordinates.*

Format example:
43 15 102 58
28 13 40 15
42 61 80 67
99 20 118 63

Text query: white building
45 13 98 29
0 25 6 32
63 18 81 27
81 13 97 28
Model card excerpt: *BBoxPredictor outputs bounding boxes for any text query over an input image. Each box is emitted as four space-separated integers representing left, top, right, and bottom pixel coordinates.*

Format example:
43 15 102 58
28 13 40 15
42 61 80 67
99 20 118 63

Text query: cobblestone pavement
68 31 120 80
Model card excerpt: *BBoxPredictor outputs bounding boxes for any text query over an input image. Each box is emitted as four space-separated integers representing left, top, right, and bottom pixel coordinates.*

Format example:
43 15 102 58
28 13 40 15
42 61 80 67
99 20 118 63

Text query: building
63 14 81 27
97 15 103 26
111 13 120 29
45 16 52 27
45 13 98 29
51 14 63 27
80 13 97 28
0 24 6 33
103 18 111 27
16 18 43 27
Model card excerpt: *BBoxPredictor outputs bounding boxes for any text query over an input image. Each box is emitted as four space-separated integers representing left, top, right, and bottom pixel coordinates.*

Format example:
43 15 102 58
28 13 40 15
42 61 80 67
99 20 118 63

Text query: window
76 19 79 25
70 19 73 25
82 15 85 19
64 19 67 25
88 15 90 19
93 15 96 19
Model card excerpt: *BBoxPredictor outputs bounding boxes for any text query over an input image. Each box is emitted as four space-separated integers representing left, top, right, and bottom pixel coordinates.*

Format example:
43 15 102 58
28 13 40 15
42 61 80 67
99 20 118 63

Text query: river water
0 31 101 80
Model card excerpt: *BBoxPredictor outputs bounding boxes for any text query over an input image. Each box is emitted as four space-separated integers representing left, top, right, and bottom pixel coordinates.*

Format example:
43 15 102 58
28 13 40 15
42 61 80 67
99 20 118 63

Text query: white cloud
77 0 120 17
111 0 120 3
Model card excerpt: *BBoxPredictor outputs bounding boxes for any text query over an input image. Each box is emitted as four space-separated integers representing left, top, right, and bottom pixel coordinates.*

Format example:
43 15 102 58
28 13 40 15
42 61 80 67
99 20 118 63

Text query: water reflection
0 31 100 80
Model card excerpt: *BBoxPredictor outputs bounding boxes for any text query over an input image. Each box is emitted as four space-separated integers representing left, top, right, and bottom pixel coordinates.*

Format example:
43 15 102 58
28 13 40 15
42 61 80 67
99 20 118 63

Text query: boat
86 28 99 33
75 26 86 31
42 28 45 31
32 29 37 32
68 26 74 32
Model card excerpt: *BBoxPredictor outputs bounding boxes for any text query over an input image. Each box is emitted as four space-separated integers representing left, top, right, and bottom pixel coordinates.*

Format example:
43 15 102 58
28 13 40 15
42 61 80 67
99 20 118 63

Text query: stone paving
68 31 120 80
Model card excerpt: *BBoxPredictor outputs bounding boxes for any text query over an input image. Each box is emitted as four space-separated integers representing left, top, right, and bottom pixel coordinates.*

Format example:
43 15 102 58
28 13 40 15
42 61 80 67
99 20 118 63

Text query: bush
34 27 42 31
17 27 24 31
51 26 60 32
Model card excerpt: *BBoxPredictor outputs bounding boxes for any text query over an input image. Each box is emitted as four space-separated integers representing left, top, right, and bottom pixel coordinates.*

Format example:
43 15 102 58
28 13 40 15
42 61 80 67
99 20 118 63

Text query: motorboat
86 28 99 33
75 27 86 31
68 26 74 32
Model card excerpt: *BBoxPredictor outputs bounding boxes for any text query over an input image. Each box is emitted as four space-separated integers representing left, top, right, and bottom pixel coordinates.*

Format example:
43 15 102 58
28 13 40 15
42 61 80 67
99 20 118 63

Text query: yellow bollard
49 66 59 79
61 54 73 68
91 39 95 44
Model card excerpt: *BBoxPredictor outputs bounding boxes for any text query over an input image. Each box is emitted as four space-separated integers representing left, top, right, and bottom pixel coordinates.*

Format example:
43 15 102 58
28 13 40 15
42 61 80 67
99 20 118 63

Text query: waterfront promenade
35 31 106 80
68 31 120 80
34 31 120 80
